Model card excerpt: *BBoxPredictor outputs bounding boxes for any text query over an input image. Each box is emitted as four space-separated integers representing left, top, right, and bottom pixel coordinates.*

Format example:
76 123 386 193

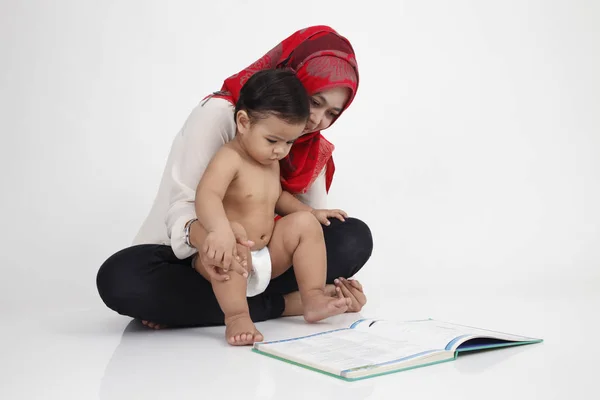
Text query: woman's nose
310 109 325 127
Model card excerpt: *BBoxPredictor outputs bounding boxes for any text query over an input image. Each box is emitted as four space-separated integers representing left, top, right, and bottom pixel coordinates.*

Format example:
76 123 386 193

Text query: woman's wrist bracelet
184 218 198 248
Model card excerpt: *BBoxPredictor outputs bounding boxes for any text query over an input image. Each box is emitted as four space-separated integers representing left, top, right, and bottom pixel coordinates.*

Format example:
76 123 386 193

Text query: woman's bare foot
141 320 167 330
224 314 264 346
302 289 351 323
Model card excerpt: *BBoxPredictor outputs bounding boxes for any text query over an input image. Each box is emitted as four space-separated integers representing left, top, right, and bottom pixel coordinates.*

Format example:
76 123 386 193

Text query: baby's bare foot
303 289 351 323
141 320 167 330
224 314 264 346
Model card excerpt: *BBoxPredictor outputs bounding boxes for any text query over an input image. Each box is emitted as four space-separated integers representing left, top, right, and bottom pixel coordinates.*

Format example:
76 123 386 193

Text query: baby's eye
266 139 277 144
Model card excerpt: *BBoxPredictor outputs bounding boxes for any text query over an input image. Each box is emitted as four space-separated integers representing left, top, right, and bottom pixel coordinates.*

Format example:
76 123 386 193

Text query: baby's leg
195 257 263 345
268 211 351 322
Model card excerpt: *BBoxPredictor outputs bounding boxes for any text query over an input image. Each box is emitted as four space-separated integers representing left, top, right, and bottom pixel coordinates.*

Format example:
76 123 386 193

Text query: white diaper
246 247 272 297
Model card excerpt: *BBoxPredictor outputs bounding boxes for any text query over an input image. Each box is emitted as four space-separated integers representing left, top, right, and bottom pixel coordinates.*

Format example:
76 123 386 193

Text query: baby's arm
276 190 347 226
275 190 313 216
274 160 313 216
274 165 348 226
195 146 242 265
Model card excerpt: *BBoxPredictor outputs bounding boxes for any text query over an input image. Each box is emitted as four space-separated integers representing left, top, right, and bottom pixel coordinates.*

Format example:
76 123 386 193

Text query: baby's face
242 115 305 165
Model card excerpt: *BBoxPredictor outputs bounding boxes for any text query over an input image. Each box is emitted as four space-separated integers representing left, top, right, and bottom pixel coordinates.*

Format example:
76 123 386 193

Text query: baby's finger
332 212 345 222
234 231 254 248
318 215 331 226
333 209 347 221
237 238 254 248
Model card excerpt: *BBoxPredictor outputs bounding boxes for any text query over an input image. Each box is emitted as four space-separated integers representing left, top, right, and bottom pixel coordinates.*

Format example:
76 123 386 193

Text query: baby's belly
226 207 276 248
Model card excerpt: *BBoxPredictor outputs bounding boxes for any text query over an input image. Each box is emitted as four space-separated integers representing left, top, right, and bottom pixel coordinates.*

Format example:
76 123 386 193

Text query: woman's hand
333 278 366 312
311 209 348 226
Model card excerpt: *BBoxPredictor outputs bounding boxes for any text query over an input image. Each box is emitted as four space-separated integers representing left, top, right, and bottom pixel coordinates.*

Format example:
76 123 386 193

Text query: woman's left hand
311 209 348 226
334 278 367 312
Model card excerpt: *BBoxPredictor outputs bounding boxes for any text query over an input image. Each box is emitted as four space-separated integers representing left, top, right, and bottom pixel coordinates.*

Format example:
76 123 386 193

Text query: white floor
1 279 598 400
2 1 598 398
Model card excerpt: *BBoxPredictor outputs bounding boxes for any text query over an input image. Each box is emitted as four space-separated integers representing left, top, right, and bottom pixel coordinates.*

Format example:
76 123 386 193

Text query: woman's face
303 86 351 134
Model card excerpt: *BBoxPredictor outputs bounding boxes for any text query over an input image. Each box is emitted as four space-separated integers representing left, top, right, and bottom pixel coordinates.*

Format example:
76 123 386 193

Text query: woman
96 25 373 329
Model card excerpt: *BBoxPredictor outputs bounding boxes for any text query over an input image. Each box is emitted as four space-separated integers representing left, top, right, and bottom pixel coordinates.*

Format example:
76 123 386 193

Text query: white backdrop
1 0 598 314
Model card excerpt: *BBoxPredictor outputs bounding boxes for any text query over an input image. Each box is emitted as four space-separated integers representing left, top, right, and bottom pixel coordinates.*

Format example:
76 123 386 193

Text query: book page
353 319 539 351
255 328 444 373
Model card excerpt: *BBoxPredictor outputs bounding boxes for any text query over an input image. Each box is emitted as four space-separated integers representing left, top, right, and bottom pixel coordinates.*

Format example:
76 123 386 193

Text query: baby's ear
236 110 251 134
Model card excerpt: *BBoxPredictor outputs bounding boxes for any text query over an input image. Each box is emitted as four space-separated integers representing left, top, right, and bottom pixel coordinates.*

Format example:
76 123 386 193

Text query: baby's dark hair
234 69 310 125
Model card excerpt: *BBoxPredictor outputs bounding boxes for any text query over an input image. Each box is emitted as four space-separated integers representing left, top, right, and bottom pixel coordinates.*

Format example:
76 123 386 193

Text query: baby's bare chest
225 164 281 206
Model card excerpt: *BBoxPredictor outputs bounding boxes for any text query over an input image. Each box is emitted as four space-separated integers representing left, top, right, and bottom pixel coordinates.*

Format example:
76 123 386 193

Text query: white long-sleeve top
133 97 328 259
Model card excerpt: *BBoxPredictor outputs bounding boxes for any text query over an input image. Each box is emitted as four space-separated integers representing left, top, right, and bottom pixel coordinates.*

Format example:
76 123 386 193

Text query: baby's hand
311 209 348 226
203 229 243 276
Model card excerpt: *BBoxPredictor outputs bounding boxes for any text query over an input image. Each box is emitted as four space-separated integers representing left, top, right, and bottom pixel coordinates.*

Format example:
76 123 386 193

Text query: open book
253 318 542 381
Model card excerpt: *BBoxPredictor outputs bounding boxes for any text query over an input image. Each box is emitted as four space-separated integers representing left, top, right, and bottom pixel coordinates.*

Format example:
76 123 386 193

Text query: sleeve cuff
170 215 198 260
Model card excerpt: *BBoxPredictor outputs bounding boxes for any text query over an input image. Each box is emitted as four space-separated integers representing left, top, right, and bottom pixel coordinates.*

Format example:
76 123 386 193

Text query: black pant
96 217 373 327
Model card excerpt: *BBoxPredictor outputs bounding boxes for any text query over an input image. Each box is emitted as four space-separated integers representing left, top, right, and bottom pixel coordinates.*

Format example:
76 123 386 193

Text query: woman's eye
328 111 339 118
311 99 320 106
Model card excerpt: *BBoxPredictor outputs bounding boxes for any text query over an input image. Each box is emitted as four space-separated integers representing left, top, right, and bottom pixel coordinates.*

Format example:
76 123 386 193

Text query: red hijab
210 26 359 194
